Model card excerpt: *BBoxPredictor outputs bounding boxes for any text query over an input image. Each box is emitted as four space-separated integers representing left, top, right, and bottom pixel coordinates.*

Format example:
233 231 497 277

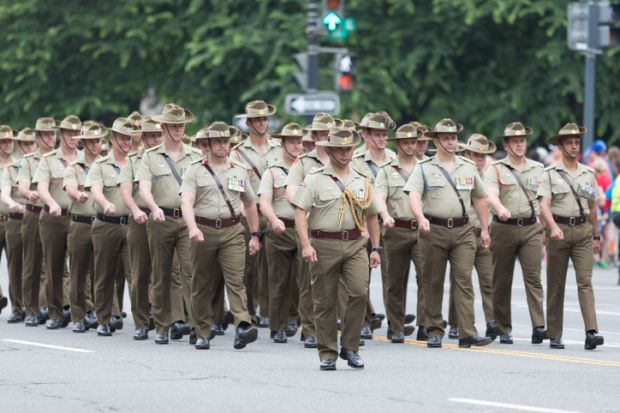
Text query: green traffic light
322 11 342 31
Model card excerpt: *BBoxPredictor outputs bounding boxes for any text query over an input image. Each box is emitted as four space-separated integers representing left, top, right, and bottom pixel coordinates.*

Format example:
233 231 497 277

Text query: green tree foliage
0 0 618 144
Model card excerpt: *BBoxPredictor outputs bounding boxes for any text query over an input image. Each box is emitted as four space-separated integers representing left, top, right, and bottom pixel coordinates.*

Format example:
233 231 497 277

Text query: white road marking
2 339 94 353
449 398 584 413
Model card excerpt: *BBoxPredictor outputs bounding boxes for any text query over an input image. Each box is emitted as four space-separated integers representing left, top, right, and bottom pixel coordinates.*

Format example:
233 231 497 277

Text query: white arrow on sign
285 93 340 116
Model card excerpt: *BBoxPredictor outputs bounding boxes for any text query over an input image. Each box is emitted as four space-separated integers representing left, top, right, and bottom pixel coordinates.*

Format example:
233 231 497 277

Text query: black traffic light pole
307 0 319 94
582 2 600 151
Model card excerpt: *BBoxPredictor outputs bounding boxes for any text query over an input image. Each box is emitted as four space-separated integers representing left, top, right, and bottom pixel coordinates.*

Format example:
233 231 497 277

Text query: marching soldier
375 124 426 343
35 115 82 329
411 122 431 162
64 123 105 332
293 127 381 370
405 118 493 349
485 122 547 344
301 127 315 154
259 122 304 343
137 103 202 344
538 123 604 350
120 117 163 340
180 121 260 350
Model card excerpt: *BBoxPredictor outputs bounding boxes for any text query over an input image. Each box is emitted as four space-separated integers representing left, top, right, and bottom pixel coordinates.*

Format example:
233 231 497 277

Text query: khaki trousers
546 223 598 339
297 255 316 337
21 210 45 316
147 217 192 334
6 218 23 314
242 216 268 319
383 226 425 332
67 220 94 322
39 211 70 320
310 237 369 361
421 224 477 338
190 223 250 340
127 217 151 330
490 222 545 333
265 228 300 332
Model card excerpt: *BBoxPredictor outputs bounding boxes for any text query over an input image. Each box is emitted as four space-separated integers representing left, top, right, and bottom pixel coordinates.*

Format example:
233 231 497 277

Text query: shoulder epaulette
297 153 309 160
42 149 58 158
458 155 475 165
145 144 162 153
128 151 139 158
232 141 245 151
544 165 556 172
418 158 432 164
491 159 502 165
190 147 202 156
23 153 35 159
95 154 111 163
230 159 248 169
531 160 545 169
585 165 595 173
190 157 206 165
352 152 365 159
310 166 325 175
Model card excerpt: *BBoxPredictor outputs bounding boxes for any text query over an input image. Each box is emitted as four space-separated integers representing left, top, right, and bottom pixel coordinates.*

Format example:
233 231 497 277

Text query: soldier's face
164 123 185 142
466 151 486 170
82 138 102 157
143 132 163 149
303 141 315 153
327 146 354 167
208 138 230 159
560 137 581 159
18 141 36 155
435 134 458 154
504 136 527 157
37 131 56 151
416 139 428 155
396 138 417 157
113 133 133 153
283 137 303 158
368 129 388 150
196 140 210 156
312 131 329 142
0 139 13 156
247 117 269 136
60 129 80 150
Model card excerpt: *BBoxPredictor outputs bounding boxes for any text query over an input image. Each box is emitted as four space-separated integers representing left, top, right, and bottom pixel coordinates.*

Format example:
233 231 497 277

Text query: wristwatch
250 231 262 238
592 235 601 241
371 246 383 254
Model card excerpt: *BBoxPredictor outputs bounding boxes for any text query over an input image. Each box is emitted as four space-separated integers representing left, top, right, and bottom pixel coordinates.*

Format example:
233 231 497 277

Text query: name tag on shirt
228 176 246 192
455 176 474 190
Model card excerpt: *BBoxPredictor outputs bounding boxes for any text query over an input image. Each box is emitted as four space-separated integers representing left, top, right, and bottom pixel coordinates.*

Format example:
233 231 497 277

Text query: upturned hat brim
547 128 586 146
235 104 277 119
458 141 497 154
424 123 464 138
495 127 534 140
152 109 195 124
315 134 361 148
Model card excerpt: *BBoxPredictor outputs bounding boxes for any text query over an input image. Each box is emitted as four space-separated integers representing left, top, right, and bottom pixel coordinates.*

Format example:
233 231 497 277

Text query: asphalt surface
1 253 619 413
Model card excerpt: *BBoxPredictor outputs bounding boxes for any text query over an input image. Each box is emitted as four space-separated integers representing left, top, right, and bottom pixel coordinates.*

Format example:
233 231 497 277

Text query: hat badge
326 122 332 128
343 137 350 144
259 110 265 116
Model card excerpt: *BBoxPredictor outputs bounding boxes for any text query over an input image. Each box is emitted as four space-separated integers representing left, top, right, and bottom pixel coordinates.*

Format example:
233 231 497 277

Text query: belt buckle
91 215 96 223
342 231 349 241
411 220 418 230
447 218 454 229
569 216 576 227
173 208 180 218
120 217 127 225
215 218 222 229
517 217 524 227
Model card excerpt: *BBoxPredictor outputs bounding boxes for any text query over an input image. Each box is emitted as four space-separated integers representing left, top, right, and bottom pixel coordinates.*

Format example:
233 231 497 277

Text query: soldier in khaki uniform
406 118 493 349
538 123 604 350
411 122 431 162
35 115 82 329
301 127 315 154
64 124 105 332
180 122 260 350
232 100 282 326
293 127 381 370
137 103 202 344
120 117 163 340
258 122 304 343
485 122 547 344
375 124 426 343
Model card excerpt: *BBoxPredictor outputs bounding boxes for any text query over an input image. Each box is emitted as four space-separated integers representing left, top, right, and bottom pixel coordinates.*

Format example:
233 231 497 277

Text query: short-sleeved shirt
180 157 255 219
231 137 282 197
119 149 147 208
537 160 597 217
258 160 294 220
286 150 325 187
17 151 44 207
485 157 544 218
404 155 486 219
0 162 14 214
1 161 27 207
136 143 202 209
352 149 396 184
292 164 379 231
86 154 131 217
353 146 396 159
64 160 97 216
375 157 415 220
33 149 82 209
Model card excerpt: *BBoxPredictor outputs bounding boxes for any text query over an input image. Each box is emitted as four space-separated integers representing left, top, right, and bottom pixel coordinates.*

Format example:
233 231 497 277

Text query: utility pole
307 0 319 94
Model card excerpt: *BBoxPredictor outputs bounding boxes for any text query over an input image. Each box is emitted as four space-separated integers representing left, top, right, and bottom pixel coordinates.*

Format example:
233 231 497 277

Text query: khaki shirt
258 160 294 220
64 160 97 216
119 149 147 208
537 160 597 217
468 168 492 229
292 164 379 231
404 155 486 219
375 157 415 220
353 146 396 159
1 162 27 207
33 149 82 209
485 157 544 217
286 150 325 187
0 162 13 214
17 151 43 207
180 157 255 219
231 138 282 197
136 143 202 209
352 149 396 183
86 154 131 217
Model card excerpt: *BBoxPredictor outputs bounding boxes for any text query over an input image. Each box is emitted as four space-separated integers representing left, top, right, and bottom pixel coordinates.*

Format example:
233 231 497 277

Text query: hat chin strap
436 139 454 155
505 140 524 161
396 141 417 157
559 139 578 160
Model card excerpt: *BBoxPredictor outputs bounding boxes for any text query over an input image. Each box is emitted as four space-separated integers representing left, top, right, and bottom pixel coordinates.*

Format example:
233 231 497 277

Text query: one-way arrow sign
285 93 340 116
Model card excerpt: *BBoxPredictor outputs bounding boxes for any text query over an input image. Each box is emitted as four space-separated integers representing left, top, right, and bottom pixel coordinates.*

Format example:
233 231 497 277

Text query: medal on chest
228 175 246 192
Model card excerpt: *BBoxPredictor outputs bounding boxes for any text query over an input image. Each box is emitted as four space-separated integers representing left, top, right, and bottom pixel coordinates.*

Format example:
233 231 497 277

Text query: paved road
1 255 619 413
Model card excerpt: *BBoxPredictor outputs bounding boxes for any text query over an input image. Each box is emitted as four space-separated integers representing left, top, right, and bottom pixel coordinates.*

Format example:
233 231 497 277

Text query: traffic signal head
592 3 620 48
322 0 344 32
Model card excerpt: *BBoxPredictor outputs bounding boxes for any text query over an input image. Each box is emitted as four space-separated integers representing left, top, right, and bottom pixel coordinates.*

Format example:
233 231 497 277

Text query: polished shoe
360 324 372 339
405 314 416 325
38 307 49 324
427 335 442 348
531 326 548 344
499 333 514 344
96 324 112 336
550 338 565 349
459 335 493 348
45 318 63 330
485 321 499 340
195 337 210 350
170 321 189 340
189 329 198 345
257 316 269 328
72 321 86 333
109 315 123 332
274 330 287 343
391 330 405 343
133 328 148 340
376 313 386 321
584 331 604 350
304 335 318 348
155 332 169 344
25 315 38 327
0 296 7 314
211 323 225 336
7 311 24 323
416 326 428 341
234 322 258 349
285 320 298 337
84 311 98 330
404 324 415 336
339 347 364 368
369 315 382 331
61 306 71 328
448 326 459 339
320 359 337 371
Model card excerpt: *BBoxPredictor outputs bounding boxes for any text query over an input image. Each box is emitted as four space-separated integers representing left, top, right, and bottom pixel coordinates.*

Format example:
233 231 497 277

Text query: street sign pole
582 50 596 151
307 0 319 123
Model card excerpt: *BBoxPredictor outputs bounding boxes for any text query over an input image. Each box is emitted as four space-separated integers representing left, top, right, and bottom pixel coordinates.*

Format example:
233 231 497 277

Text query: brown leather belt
96 214 129 225
26 204 42 214
426 215 469 228
195 215 241 229
393 219 418 230
161 207 182 218
72 214 95 225
279 218 295 229
310 229 362 240
43 205 70 217
9 212 23 220
493 215 537 227
553 214 587 227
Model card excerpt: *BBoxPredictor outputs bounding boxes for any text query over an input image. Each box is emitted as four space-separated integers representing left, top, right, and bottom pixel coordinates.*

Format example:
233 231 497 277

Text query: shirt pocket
152 164 171 182
317 189 341 207
103 171 119 191
426 175 446 199
551 180 571 201
196 175 213 188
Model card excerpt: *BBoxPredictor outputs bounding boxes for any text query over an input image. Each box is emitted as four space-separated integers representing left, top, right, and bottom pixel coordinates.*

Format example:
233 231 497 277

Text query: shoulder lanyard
435 164 467 217
203 163 237 219
556 169 586 217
